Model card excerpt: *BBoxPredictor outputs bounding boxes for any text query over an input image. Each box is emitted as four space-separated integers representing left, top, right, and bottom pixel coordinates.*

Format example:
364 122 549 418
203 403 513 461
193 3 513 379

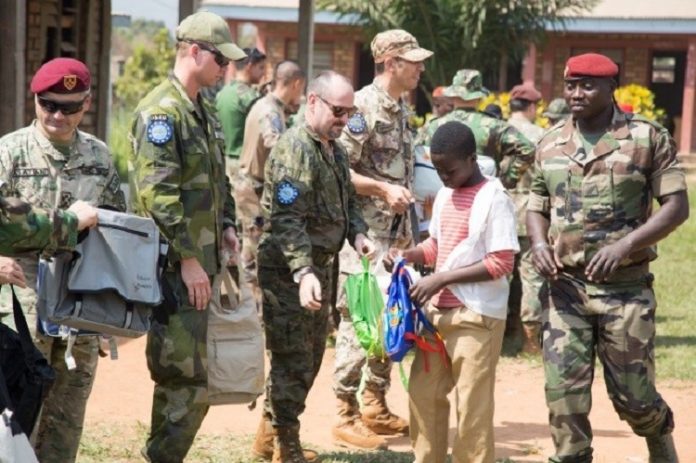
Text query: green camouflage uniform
333 81 414 399
258 123 367 427
0 121 125 463
506 113 545 326
129 74 236 462
215 80 260 180
236 93 288 307
528 109 686 462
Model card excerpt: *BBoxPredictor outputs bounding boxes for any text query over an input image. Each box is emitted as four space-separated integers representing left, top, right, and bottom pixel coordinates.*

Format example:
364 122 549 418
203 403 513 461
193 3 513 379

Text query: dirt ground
86 337 696 462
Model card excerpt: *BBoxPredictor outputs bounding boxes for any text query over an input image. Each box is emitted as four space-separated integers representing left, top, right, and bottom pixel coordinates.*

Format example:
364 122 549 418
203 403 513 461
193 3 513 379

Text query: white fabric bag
0 409 38 463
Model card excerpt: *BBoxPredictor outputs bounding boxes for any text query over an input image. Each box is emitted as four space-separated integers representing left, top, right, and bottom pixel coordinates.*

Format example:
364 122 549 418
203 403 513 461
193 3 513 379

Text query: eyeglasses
192 41 230 67
316 95 357 118
37 95 87 115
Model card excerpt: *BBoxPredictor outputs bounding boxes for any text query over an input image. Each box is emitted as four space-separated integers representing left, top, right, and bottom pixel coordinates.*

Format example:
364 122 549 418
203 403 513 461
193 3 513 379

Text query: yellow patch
63 75 77 91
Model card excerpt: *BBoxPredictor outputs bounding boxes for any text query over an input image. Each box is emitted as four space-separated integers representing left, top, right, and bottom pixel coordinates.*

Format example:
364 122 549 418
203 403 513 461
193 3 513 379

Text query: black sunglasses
192 41 230 67
317 95 357 118
37 95 87 115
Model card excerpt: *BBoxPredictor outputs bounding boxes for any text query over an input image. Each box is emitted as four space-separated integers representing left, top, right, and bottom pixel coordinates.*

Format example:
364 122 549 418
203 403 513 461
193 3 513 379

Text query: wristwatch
293 266 314 283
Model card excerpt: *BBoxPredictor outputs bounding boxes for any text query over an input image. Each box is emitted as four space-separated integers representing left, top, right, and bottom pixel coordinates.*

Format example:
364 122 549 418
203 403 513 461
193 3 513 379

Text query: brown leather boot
332 396 388 450
521 322 541 355
272 426 320 463
252 416 318 462
361 388 409 435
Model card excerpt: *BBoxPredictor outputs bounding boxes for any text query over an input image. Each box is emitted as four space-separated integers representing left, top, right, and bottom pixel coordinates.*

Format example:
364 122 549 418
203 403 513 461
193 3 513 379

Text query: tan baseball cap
371 29 433 64
176 11 247 61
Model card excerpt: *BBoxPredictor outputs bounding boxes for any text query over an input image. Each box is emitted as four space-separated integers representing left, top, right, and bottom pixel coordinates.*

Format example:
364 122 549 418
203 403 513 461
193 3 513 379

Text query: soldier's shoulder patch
347 113 367 134
270 113 284 133
276 180 299 205
146 114 173 146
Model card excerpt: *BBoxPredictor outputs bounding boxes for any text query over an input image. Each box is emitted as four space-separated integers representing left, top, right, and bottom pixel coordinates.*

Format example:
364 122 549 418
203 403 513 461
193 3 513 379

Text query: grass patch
651 185 696 381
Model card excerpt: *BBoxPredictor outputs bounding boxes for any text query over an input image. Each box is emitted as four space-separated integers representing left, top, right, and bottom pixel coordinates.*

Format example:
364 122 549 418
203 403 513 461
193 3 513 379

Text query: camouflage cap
443 69 489 101
543 98 571 120
176 11 246 61
371 29 433 64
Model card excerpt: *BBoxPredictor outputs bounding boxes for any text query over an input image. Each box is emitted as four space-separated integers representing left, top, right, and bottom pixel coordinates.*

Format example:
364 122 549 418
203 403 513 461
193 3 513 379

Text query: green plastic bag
344 257 385 359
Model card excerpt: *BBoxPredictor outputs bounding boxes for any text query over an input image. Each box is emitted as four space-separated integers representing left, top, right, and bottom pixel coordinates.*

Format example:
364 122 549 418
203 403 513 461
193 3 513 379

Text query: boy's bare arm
410 261 491 307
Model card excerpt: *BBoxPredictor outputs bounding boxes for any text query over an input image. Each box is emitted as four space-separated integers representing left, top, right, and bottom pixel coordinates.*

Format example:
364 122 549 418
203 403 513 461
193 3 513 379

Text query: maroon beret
564 53 618 79
30 58 91 94
509 84 541 102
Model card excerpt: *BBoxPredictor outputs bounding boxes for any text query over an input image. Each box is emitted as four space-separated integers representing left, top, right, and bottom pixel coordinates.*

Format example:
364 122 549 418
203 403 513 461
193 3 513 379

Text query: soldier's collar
168 74 197 115
31 120 82 161
556 106 630 146
371 80 402 113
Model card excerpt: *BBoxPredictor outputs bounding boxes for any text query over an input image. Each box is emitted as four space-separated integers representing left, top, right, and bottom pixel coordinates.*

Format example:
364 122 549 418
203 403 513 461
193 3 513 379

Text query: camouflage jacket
418 108 535 188
215 80 260 158
0 122 124 263
339 81 413 241
129 74 236 276
507 113 545 236
528 108 686 279
0 195 77 256
258 123 368 273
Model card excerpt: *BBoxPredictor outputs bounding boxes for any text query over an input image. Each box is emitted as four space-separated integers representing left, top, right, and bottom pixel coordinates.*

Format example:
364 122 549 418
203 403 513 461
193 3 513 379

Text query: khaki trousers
409 304 505 463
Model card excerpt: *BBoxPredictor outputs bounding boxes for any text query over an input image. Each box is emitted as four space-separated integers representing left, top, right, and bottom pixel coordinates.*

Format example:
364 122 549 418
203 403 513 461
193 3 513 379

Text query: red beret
510 84 541 102
564 53 618 79
30 58 91 94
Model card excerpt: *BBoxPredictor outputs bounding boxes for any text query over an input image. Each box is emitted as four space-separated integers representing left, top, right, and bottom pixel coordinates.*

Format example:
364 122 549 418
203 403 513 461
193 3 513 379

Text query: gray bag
37 209 165 338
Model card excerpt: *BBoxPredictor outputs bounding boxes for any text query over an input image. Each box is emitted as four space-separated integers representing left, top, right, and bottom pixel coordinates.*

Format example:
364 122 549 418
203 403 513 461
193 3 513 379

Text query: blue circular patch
347 113 367 134
146 116 173 145
276 181 299 205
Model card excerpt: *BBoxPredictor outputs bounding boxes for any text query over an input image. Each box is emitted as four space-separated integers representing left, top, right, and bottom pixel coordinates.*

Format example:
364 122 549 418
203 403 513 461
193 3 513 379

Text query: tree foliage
318 0 597 92
113 28 175 109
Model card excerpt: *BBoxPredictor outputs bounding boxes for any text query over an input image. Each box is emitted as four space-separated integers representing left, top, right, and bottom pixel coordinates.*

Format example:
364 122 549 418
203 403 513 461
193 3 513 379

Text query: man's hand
0 257 26 288
68 200 98 231
354 233 376 260
222 227 240 265
585 240 632 282
381 183 413 214
299 272 322 311
409 273 444 307
531 242 563 279
180 257 211 310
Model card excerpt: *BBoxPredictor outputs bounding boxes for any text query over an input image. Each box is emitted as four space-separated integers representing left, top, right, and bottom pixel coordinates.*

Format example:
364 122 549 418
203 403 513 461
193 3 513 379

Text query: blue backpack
383 258 447 384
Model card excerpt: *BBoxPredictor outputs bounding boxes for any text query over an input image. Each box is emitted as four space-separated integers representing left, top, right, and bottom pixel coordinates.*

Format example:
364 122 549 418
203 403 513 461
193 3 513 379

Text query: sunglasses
317 95 357 118
193 41 230 67
37 95 87 115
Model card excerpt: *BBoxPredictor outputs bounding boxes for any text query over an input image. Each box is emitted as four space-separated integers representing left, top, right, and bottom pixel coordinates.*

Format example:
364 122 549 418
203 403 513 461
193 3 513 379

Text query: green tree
318 0 597 92
113 28 175 109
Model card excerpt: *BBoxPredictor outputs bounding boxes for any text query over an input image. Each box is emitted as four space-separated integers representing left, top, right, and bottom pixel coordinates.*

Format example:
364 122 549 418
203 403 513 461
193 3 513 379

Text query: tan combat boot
521 322 542 355
252 416 318 462
272 426 320 463
361 388 409 435
332 396 388 450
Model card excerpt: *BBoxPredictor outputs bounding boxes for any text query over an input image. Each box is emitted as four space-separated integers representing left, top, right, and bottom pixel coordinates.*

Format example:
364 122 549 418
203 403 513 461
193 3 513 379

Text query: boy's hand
382 247 402 273
409 274 444 307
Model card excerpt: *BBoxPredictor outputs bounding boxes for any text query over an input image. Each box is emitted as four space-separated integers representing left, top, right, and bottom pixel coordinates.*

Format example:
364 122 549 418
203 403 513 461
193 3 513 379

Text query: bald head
306 71 355 141
307 71 353 100
273 60 305 86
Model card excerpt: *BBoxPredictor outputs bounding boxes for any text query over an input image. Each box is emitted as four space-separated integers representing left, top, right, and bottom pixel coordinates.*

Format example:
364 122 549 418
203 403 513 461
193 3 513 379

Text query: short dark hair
234 47 266 70
509 98 533 112
431 121 476 159
273 59 305 85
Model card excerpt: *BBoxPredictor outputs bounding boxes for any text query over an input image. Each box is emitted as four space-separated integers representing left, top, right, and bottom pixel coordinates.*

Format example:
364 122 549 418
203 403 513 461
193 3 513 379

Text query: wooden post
680 38 696 154
179 0 198 23
298 0 314 77
0 0 26 134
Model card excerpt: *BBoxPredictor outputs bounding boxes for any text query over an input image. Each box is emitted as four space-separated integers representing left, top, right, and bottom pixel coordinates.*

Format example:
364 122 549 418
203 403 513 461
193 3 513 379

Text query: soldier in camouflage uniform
128 12 245 463
0 58 123 463
527 53 686 463
236 61 305 311
332 29 432 450
418 70 535 188
543 97 571 125
252 71 374 463
215 47 267 181
506 84 546 354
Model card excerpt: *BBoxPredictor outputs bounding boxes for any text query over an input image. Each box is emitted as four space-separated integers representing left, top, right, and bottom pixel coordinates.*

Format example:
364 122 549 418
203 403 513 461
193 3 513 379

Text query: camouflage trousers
144 269 211 463
235 174 264 311
259 264 332 427
541 272 673 462
0 273 99 463
333 236 407 398
507 237 544 325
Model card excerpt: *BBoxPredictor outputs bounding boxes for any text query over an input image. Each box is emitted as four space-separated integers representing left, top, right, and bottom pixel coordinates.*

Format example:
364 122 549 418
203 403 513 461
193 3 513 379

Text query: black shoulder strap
10 286 37 366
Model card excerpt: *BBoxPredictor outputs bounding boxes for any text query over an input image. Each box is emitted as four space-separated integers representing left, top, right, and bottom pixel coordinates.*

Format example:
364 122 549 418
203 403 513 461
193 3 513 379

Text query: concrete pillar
522 43 537 86
298 0 314 78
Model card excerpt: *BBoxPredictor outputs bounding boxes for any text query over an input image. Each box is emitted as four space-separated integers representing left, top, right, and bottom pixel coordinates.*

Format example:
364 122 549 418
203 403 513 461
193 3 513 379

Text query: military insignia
146 114 173 146
276 180 299 205
63 75 77 91
270 114 283 133
347 113 367 134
